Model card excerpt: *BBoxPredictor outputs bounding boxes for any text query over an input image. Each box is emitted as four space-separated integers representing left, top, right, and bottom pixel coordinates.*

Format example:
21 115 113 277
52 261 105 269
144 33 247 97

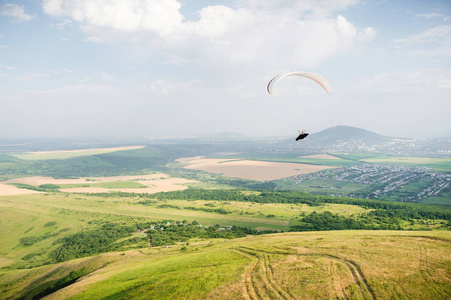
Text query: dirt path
234 246 375 300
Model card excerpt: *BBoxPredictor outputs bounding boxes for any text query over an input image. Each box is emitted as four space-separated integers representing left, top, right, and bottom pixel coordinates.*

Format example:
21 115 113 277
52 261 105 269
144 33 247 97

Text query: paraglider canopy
267 71 331 95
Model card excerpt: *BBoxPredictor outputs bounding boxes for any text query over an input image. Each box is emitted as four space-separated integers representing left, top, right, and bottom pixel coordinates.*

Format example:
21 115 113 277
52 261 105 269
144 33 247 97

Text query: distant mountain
308 125 393 145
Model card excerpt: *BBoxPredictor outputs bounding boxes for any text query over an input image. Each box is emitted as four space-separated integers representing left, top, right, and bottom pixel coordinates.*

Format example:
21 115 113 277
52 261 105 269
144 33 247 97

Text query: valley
0 126 450 299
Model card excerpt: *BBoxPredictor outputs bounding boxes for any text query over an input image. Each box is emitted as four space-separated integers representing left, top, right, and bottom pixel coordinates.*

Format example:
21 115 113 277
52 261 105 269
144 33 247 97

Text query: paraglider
267 71 331 141
267 71 331 95
296 130 309 141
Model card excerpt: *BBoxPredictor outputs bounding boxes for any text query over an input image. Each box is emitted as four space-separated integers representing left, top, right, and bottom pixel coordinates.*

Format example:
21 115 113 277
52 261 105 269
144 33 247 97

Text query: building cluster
291 164 450 202
272 138 451 158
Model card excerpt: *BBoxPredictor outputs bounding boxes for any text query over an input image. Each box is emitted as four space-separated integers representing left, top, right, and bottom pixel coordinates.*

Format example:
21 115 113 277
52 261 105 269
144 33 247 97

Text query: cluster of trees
214 178 277 190
50 223 138 262
19 227 69 247
19 232 58 246
150 203 231 215
289 211 404 231
44 220 257 264
8 183 51 192
148 222 255 247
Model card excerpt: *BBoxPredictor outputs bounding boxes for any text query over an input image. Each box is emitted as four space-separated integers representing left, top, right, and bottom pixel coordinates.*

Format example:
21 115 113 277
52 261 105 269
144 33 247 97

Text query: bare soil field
3 174 168 186
0 184 43 196
27 145 145 155
299 154 342 160
180 157 335 181
0 174 197 195
11 145 145 160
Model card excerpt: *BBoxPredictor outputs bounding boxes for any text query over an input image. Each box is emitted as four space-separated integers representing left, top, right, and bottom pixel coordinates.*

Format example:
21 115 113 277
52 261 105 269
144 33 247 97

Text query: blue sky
1 0 450 139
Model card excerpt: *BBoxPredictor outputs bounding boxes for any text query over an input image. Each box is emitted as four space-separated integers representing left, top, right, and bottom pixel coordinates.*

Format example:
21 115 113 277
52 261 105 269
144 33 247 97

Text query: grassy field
0 230 449 299
275 178 368 195
0 205 85 268
360 155 451 172
57 181 148 189
246 153 451 172
0 193 369 243
425 188 451 206
1 191 449 270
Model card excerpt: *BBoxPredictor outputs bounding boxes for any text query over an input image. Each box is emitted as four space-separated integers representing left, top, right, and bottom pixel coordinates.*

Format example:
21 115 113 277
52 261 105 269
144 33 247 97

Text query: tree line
146 189 451 221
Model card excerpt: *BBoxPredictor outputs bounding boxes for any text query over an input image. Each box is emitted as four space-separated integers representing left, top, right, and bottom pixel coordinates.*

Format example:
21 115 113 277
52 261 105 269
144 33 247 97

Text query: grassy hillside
0 231 449 299
1 190 449 270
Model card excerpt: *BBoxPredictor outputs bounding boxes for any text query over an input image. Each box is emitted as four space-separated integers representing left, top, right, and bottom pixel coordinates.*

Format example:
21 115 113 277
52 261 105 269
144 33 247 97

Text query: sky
0 0 450 140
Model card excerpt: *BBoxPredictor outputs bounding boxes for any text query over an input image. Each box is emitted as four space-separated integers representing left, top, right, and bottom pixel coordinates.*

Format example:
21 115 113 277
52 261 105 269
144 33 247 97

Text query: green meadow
56 181 148 189
275 178 368 195
341 154 451 172
1 230 449 300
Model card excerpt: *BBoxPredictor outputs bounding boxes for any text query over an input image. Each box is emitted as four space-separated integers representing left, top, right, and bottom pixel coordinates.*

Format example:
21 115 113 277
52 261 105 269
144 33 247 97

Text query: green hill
1 231 449 300
0 145 191 178
309 125 394 145
0 189 450 299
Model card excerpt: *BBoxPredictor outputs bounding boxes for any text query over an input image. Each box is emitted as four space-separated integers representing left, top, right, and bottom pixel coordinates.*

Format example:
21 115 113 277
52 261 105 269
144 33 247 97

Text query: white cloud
41 0 374 69
183 5 249 38
393 24 451 57
0 72 53 83
146 79 202 97
84 36 102 43
0 3 34 23
43 0 184 35
356 69 451 93
102 73 116 82
51 68 71 74
56 19 73 30
394 24 451 45
415 13 449 21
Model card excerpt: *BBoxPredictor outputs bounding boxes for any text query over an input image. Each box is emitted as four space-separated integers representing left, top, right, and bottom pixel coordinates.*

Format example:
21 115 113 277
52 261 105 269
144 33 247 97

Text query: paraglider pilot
296 130 309 141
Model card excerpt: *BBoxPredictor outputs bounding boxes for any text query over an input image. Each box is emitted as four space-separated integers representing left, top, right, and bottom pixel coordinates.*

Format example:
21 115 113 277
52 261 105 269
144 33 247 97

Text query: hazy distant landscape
2 0 451 298
0 126 450 299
